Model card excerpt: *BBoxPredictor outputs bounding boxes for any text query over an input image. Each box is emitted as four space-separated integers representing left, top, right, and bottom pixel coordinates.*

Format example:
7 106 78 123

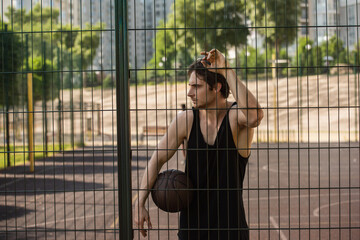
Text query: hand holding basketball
151 169 194 213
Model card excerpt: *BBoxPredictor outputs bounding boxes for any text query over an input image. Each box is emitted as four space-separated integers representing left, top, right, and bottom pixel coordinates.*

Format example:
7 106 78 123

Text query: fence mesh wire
0 0 359 239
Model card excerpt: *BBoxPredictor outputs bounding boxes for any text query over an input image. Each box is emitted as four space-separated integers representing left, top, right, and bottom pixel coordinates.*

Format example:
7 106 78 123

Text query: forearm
136 112 187 207
137 145 178 206
137 152 165 206
225 69 260 108
224 68 263 125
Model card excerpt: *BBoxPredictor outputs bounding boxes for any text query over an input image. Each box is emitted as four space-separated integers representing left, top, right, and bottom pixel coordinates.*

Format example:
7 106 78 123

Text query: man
134 49 263 239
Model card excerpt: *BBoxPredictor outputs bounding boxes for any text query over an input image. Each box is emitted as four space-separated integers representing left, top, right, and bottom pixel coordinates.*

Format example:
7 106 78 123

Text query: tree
147 0 249 80
53 23 103 71
248 0 300 60
25 56 58 101
296 37 322 76
350 41 360 69
0 23 23 107
5 4 60 58
320 35 347 64
234 46 267 79
5 4 103 89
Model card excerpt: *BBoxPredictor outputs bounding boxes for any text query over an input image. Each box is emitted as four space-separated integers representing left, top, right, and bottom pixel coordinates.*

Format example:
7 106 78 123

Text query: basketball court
131 142 360 240
0 141 358 239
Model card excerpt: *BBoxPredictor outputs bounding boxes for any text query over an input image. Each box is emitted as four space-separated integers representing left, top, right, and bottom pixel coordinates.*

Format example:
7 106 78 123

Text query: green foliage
4 3 103 95
294 36 350 76
0 144 75 169
5 4 60 58
5 4 59 32
53 23 103 71
349 42 360 69
248 0 300 53
103 74 115 88
234 46 267 79
0 23 23 107
171 0 249 51
296 37 318 76
320 35 347 64
26 56 59 101
146 0 249 81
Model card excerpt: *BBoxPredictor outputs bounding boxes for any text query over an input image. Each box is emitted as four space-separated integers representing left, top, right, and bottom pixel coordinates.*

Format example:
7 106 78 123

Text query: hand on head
200 49 228 76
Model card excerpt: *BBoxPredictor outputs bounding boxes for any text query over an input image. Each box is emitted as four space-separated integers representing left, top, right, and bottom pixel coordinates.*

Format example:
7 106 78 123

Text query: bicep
230 106 248 128
236 127 253 159
229 110 254 158
232 104 263 128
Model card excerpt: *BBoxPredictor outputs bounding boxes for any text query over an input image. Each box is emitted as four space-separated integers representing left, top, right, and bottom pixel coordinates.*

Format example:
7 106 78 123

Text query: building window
301 8 307 19
349 6 355 25
349 28 355 46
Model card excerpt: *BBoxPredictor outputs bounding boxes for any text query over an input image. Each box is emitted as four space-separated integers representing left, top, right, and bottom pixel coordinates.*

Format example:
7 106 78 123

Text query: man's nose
187 88 193 97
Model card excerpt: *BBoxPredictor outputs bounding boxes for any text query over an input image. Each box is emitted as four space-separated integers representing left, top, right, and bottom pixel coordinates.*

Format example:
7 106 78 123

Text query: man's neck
200 99 228 121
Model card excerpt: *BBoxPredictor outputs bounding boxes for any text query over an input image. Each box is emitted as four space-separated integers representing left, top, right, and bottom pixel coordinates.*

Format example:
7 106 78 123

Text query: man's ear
216 82 222 93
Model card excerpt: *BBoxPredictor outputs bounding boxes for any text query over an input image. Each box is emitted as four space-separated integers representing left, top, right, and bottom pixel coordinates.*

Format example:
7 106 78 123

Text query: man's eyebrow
188 83 201 86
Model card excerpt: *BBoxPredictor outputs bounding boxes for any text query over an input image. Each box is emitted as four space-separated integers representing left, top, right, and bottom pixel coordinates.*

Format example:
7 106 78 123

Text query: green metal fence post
4 24 10 167
42 41 48 157
57 47 62 151
115 0 133 239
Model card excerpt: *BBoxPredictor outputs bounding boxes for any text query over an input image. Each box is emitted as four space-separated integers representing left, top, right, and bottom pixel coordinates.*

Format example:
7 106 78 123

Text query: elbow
247 109 264 128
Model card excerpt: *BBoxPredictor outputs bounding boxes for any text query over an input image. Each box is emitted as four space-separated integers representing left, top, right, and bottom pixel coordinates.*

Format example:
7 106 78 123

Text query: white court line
269 216 288 240
313 199 360 217
23 212 116 228
248 191 359 202
262 163 359 174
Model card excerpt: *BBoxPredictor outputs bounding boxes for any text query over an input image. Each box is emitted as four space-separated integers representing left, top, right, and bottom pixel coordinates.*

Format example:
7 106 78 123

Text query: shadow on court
132 142 360 240
0 146 120 240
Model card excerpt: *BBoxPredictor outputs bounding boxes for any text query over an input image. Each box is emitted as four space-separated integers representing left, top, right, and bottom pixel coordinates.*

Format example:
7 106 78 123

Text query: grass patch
0 144 76 170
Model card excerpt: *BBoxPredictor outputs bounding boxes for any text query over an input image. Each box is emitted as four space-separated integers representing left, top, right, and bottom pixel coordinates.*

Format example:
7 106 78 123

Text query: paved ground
0 146 120 240
132 142 360 240
0 142 359 240
2 74 359 148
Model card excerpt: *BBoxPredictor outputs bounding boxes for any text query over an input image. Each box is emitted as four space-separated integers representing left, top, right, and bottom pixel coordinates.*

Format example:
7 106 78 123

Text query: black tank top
179 103 249 240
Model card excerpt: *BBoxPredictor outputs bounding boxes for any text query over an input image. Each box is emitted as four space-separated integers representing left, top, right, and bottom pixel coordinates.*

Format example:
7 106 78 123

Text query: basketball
151 169 194 213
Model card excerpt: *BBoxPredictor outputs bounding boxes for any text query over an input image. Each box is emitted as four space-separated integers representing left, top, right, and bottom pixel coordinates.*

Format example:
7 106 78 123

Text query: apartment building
308 0 340 44
339 0 360 51
128 0 173 69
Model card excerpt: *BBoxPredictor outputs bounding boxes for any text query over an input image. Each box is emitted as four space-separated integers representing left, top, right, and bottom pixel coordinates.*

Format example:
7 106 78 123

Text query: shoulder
228 102 247 130
228 102 241 122
175 110 194 140
170 109 194 133
176 109 194 123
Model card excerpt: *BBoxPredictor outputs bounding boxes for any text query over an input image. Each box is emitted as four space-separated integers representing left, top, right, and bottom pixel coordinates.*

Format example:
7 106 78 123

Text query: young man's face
187 71 217 108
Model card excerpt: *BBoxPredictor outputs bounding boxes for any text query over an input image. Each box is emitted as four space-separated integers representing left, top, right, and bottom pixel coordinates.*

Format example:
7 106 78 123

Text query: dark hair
187 60 230 98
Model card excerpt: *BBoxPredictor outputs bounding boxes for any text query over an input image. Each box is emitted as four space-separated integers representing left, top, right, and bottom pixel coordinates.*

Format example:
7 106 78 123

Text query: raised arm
134 110 191 237
201 49 263 128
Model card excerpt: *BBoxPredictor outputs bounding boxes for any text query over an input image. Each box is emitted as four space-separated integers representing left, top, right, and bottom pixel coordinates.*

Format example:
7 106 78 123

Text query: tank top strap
188 107 202 146
228 102 237 114
191 107 199 122
223 101 237 130
191 107 199 133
